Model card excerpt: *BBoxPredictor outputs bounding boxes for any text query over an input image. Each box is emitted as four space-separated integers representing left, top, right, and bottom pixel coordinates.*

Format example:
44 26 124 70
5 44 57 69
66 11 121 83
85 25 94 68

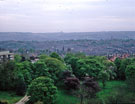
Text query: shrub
27 77 57 104
64 77 80 90
82 77 100 98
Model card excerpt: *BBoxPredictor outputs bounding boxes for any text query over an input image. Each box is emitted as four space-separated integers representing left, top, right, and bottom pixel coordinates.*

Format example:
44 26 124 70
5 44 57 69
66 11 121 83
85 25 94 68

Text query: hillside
0 31 135 41
0 39 135 55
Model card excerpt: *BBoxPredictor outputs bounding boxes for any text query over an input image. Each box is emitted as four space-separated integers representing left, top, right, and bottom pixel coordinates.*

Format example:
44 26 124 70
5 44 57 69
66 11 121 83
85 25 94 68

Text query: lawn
0 91 23 104
56 89 80 104
97 81 126 102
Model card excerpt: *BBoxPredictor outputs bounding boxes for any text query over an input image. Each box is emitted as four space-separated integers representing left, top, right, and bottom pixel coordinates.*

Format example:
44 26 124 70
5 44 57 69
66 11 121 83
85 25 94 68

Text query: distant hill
1 39 135 55
0 31 135 41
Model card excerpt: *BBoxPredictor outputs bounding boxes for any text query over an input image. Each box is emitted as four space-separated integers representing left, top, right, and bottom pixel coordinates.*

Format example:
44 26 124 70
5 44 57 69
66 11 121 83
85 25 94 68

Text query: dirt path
15 95 29 104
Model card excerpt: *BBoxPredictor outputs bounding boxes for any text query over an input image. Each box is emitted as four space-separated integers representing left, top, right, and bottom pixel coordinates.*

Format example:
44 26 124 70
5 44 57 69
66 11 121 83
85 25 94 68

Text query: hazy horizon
0 0 135 33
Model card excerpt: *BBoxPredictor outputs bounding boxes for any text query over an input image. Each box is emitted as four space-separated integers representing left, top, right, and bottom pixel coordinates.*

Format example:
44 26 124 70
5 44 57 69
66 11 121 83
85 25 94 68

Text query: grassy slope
97 81 125 102
56 89 80 104
0 91 22 104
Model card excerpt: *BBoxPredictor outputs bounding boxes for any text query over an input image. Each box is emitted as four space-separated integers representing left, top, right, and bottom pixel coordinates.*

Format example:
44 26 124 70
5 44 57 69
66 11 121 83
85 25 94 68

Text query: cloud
0 0 135 32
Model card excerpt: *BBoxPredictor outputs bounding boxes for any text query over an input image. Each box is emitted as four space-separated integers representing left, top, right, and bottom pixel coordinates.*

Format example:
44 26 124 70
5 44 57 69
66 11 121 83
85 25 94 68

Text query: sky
0 0 135 32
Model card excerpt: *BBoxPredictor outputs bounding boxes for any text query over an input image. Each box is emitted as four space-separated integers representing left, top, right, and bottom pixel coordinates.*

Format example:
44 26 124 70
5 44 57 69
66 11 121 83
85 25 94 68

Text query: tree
114 58 122 79
15 61 32 86
14 54 22 62
33 61 50 79
0 61 16 90
119 58 134 80
99 70 110 88
39 54 49 60
76 59 104 79
44 57 67 82
64 77 80 90
125 64 135 91
27 77 57 104
78 77 100 104
64 53 79 71
15 73 26 96
50 52 63 62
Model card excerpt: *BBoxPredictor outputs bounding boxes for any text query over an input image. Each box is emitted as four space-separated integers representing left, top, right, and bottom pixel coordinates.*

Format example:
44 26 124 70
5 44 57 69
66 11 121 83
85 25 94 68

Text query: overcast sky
0 0 135 32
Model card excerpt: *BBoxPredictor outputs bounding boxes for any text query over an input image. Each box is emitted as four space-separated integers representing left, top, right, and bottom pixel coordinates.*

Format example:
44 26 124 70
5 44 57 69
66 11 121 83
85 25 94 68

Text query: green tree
15 61 32 86
114 58 122 79
119 58 134 80
99 70 110 88
125 64 135 91
50 52 63 62
44 57 67 82
76 59 104 79
14 54 22 62
33 61 50 78
27 77 57 104
39 54 49 60
0 61 15 90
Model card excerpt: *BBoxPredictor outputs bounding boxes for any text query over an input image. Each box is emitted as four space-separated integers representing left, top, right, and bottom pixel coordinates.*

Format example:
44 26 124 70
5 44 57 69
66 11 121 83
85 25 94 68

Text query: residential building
0 51 14 61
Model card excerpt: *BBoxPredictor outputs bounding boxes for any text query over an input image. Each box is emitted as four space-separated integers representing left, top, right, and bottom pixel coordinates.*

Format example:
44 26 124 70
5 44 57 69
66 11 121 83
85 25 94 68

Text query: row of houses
108 54 130 62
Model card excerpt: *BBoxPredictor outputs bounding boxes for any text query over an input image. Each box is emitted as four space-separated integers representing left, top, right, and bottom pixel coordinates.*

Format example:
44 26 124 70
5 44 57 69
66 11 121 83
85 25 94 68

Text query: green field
0 91 22 104
56 89 80 104
97 81 125 101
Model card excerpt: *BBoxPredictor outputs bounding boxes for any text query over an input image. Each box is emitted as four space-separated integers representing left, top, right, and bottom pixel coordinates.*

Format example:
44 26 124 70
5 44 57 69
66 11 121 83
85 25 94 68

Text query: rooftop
0 51 14 56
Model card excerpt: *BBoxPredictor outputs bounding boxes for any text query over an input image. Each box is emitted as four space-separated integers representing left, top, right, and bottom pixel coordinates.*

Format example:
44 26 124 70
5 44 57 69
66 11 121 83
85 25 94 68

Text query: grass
0 91 23 104
56 81 126 104
56 89 80 104
97 80 126 101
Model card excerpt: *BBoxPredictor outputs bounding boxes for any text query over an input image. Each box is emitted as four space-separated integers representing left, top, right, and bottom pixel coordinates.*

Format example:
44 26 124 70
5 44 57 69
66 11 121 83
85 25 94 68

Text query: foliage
76 59 104 79
0 61 15 90
32 61 50 79
27 77 57 104
102 60 116 80
50 52 63 62
64 53 79 71
119 58 135 80
44 57 67 82
125 64 135 91
15 61 32 86
64 77 80 90
14 73 26 96
78 77 100 104
114 58 122 80
14 54 22 62
99 70 110 88
60 70 74 80
39 54 49 60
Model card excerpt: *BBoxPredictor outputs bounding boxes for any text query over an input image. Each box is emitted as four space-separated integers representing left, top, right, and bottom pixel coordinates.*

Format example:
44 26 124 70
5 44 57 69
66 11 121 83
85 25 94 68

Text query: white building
0 51 14 61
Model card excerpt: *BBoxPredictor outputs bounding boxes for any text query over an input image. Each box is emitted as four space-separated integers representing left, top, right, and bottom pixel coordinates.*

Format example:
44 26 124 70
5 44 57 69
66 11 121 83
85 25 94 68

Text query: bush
27 77 57 104
64 77 80 90
82 77 100 98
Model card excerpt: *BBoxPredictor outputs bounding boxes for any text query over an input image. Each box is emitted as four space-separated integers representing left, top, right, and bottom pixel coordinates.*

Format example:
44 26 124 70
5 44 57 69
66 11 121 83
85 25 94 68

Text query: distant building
0 51 14 61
